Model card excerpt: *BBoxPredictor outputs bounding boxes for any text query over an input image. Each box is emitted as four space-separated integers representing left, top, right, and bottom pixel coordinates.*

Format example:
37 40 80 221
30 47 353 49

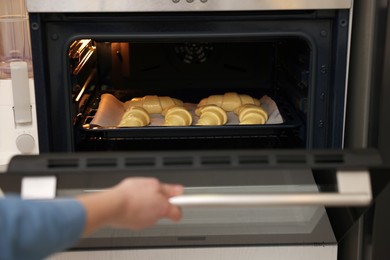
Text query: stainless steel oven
27 0 353 152
2 0 390 259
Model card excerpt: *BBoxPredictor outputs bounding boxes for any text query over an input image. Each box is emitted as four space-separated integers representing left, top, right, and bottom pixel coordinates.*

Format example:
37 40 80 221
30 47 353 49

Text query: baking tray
78 93 303 140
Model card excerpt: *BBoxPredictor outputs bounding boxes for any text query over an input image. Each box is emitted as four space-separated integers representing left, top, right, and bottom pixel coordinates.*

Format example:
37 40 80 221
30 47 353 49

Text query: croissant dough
162 106 193 126
124 95 184 114
198 92 260 112
234 104 268 125
195 105 228 126
118 106 150 127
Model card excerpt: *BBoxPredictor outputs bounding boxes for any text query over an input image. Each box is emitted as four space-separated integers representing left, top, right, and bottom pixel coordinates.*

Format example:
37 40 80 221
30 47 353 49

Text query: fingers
160 183 183 222
166 204 182 222
160 183 184 197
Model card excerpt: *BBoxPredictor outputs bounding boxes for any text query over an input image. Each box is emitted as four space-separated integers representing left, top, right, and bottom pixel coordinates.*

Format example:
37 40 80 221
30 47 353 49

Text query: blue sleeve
0 196 86 260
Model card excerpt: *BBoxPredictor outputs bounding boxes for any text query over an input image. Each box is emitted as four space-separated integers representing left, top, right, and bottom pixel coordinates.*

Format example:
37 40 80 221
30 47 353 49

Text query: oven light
69 39 96 75
72 47 95 75
69 39 92 59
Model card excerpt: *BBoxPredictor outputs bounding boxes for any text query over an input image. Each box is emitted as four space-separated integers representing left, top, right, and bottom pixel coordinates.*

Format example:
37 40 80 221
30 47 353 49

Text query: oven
29 1 351 152
1 0 390 259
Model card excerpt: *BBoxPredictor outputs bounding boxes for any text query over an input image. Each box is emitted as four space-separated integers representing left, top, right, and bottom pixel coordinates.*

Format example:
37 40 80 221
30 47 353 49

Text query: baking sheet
88 93 284 128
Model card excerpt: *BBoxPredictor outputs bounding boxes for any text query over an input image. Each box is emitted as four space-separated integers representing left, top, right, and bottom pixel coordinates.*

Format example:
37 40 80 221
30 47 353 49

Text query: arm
0 197 85 260
0 177 183 259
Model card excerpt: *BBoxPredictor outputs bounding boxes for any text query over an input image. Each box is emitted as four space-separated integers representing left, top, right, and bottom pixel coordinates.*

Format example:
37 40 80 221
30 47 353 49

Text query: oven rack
78 95 303 140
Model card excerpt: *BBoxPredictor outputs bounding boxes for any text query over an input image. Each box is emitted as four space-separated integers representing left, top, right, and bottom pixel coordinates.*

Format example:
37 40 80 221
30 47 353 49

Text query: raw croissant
198 92 260 112
195 105 228 126
124 95 183 114
162 106 193 126
234 104 268 125
118 106 150 127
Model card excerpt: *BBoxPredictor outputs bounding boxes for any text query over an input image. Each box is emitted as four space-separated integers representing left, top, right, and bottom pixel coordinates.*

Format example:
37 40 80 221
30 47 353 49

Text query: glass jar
0 0 32 79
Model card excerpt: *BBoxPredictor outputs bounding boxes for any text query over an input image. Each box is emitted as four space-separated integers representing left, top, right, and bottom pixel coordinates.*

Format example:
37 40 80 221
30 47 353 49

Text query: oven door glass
60 169 336 247
1 149 380 249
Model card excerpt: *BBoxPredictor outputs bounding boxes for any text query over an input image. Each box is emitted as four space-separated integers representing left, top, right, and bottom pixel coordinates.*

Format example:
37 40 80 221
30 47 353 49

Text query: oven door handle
169 170 372 207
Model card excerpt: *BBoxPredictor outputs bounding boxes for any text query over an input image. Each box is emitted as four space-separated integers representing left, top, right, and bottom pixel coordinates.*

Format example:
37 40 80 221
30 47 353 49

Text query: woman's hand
77 177 183 235
108 178 183 230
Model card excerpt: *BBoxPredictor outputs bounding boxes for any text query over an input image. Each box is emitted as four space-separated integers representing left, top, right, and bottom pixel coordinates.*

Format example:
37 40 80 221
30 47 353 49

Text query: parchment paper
89 93 284 128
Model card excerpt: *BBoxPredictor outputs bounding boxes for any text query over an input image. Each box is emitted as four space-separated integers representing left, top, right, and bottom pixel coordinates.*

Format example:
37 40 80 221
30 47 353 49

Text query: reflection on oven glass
59 186 327 238
57 169 335 245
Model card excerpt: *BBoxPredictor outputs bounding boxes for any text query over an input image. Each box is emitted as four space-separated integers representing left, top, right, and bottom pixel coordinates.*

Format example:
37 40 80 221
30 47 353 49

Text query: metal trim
26 0 352 13
170 170 372 207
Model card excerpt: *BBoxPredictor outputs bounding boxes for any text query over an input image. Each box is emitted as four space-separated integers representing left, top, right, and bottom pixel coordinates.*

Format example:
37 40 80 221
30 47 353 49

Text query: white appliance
0 0 39 166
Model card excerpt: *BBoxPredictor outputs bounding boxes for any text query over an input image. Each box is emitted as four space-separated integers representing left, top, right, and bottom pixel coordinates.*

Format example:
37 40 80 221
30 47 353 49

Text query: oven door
0 149 386 255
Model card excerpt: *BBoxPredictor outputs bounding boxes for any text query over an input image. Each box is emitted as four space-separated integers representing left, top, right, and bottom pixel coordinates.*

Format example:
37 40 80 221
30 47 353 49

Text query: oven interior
70 37 311 151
